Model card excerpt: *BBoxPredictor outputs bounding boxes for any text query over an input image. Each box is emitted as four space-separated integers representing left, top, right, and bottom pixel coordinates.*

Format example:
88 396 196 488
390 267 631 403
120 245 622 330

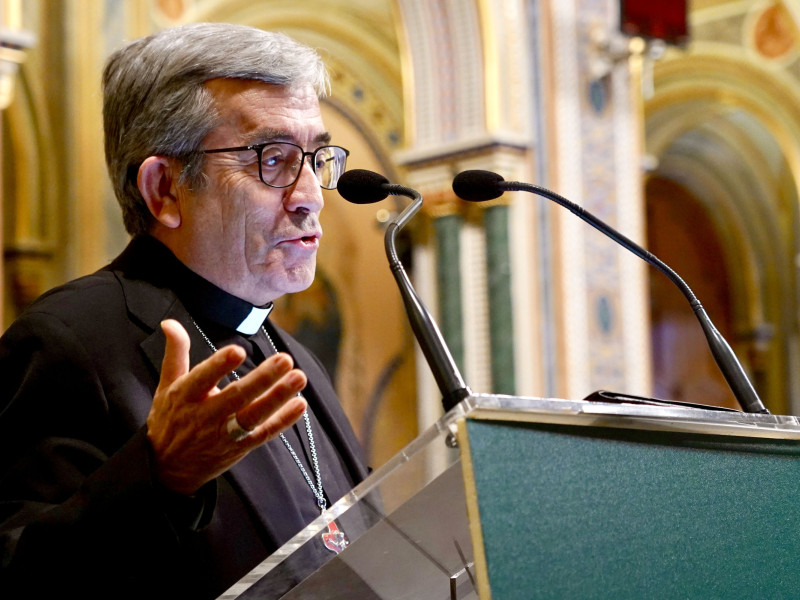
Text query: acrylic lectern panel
218 398 479 600
219 395 800 600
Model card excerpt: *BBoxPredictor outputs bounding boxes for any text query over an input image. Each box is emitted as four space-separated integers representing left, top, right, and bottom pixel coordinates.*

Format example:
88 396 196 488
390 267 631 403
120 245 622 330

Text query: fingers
227 353 293 406
249 395 308 442
234 361 308 431
159 319 247 402
159 319 191 385
179 344 247 402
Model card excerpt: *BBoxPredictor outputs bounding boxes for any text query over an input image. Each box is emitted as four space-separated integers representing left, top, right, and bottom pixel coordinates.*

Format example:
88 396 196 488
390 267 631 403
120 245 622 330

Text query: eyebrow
243 129 332 147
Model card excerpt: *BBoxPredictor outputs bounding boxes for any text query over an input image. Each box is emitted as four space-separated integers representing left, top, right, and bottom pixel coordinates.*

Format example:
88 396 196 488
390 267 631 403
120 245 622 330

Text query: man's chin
265 267 316 301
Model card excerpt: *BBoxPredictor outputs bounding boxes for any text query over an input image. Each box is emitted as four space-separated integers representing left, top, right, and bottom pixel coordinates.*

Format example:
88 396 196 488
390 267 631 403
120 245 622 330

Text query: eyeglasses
200 142 350 189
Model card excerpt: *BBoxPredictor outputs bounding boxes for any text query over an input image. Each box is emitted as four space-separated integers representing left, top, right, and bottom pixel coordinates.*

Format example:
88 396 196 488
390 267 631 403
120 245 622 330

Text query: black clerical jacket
0 236 369 599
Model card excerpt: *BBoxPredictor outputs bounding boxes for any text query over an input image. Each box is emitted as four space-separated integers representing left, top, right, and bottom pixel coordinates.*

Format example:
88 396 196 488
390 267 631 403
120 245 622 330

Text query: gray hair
103 22 330 236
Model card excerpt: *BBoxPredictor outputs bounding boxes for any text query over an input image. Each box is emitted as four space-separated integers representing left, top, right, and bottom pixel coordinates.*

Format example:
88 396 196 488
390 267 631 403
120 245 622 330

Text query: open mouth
278 229 321 248
283 234 320 250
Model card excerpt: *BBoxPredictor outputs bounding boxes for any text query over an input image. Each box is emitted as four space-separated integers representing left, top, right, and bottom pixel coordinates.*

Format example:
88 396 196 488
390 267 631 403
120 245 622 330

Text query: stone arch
646 52 800 413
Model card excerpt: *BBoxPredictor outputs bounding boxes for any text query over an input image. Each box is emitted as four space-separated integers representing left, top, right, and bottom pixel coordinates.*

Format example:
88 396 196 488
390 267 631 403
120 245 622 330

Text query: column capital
399 143 531 219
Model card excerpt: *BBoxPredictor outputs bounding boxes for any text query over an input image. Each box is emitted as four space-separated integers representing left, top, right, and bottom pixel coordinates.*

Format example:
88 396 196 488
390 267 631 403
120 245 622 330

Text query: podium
218 395 800 599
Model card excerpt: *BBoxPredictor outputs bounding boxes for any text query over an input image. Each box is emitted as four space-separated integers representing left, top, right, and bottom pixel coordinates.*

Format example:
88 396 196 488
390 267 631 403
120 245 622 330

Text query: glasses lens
260 143 302 187
314 146 348 189
257 143 348 188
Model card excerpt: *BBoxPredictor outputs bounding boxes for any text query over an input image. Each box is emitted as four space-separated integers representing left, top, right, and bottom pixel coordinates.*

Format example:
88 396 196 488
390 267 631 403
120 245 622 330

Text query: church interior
3 0 800 470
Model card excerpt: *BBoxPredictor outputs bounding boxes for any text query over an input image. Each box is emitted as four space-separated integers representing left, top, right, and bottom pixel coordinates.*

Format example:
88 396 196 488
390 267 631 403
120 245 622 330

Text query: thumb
159 319 191 387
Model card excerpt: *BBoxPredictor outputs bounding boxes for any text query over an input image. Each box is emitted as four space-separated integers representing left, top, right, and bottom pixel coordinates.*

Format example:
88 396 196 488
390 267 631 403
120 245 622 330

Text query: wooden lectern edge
456 417 492 600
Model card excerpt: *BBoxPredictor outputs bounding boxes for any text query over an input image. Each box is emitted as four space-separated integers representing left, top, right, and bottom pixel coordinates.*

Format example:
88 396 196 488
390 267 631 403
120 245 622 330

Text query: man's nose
284 160 324 214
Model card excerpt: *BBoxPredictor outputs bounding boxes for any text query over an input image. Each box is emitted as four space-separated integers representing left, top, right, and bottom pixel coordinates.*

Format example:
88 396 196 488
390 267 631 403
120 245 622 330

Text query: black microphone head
452 170 506 201
337 169 390 204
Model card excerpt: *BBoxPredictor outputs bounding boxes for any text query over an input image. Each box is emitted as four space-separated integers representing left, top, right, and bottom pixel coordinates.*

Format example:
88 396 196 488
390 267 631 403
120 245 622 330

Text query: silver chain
191 319 327 513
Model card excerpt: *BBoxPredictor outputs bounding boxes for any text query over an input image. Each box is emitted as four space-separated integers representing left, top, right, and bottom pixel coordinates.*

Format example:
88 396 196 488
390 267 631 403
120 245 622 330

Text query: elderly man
0 23 368 598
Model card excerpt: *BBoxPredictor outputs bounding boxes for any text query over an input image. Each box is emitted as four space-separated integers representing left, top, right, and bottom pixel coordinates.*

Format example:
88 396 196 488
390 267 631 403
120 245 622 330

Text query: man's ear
138 156 182 229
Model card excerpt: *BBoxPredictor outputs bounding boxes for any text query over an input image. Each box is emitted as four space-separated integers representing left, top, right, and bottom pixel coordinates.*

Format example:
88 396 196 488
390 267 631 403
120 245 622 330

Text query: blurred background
2 0 800 469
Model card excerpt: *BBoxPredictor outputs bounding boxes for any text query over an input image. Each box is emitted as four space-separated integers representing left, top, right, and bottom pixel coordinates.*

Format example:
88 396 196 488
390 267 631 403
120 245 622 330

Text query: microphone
336 169 391 204
338 169 472 412
453 170 769 414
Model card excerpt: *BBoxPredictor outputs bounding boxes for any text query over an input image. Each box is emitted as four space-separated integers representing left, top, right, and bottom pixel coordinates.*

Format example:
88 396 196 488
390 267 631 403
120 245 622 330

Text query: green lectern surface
463 417 800 600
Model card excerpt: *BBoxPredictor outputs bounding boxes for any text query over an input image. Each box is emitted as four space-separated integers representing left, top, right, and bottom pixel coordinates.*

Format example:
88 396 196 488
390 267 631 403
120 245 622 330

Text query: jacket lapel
269 323 370 484
115 272 215 379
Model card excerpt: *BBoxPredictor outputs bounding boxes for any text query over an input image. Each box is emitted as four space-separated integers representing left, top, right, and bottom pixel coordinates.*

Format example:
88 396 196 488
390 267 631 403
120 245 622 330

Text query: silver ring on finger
226 413 253 442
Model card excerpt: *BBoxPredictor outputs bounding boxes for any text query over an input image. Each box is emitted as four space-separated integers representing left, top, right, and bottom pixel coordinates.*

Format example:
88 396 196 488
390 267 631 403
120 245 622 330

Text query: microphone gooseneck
337 169 472 412
452 170 769 414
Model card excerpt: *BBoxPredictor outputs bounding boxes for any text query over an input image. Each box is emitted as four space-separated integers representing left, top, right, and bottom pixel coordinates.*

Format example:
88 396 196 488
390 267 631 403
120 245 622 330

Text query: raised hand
146 319 308 495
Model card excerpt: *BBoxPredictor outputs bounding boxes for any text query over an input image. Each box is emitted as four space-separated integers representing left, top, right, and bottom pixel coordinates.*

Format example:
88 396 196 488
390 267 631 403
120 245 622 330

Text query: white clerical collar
236 304 274 334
